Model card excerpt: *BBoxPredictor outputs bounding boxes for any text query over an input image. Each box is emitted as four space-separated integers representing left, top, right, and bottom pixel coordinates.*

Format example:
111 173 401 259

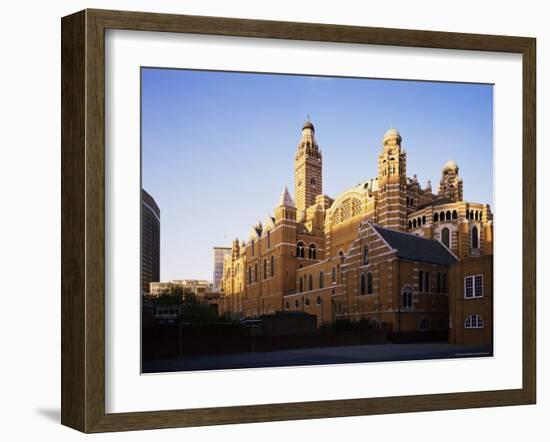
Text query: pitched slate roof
372 224 458 266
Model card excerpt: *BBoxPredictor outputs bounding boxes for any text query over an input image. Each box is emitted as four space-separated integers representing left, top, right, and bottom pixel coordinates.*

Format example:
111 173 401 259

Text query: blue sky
141 68 493 281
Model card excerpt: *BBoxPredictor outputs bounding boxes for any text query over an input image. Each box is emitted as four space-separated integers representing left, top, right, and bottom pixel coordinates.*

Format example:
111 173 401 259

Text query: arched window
422 215 426 225
304 297 310 306
360 273 366 295
419 270 424 292
339 250 344 258
363 245 369 265
299 277 303 292
402 291 413 309
296 242 305 258
441 227 450 248
267 230 271 248
437 272 442 292
316 296 322 305
434 213 439 222
310 177 316 185
254 263 258 282
331 267 336 283
442 273 447 293
251 239 255 256
425 271 430 292
263 259 267 279
308 274 313 291
319 271 324 289
367 272 373 294
270 255 275 277
413 219 417 228
308 244 317 260
418 318 430 331
418 217 422 227
464 314 484 329
440 211 445 221
452 210 458 220
471 226 479 249
248 266 252 285
446 211 451 221
408 221 412 229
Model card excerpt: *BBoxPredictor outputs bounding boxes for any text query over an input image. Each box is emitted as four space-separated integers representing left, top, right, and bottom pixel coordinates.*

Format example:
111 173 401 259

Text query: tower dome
443 160 458 171
383 127 402 143
302 120 315 132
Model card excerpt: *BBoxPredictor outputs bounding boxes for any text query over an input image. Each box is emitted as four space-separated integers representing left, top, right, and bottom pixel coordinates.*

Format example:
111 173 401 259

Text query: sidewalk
142 342 492 373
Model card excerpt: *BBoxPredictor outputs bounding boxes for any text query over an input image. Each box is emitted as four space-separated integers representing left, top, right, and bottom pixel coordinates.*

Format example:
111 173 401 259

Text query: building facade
213 247 232 291
219 122 493 342
141 189 160 295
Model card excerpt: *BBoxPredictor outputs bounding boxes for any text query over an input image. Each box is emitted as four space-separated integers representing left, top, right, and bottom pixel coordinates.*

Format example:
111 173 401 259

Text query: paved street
142 342 492 373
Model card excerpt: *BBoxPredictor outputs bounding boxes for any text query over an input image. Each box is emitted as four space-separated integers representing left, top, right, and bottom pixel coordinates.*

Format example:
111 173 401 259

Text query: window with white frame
464 275 483 298
464 314 484 328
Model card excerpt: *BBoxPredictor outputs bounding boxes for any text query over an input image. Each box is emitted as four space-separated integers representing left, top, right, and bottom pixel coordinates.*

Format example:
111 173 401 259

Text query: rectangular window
465 274 483 298
319 271 324 289
418 270 424 292
475 275 483 297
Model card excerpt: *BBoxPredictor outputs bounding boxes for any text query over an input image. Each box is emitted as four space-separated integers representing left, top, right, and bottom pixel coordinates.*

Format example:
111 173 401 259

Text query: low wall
142 325 387 359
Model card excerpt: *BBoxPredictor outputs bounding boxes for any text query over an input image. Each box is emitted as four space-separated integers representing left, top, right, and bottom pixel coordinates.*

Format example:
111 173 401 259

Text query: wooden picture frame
61 8 536 433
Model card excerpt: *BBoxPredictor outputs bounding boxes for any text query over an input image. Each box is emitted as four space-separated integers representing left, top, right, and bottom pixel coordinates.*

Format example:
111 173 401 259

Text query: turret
377 128 407 231
275 186 297 223
294 118 323 213
438 160 463 201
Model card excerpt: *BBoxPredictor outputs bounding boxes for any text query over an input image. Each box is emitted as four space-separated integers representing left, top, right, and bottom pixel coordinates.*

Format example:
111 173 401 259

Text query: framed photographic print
61 9 536 433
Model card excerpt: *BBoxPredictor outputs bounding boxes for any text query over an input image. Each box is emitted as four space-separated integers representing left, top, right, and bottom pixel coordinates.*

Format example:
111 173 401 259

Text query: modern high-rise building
213 247 231 291
141 189 160 295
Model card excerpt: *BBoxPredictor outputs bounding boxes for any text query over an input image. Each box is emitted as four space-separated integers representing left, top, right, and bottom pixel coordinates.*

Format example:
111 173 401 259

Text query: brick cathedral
219 121 493 345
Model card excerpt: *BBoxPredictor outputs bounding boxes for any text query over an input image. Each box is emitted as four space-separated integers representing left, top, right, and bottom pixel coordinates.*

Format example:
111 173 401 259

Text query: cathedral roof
416 197 454 210
372 224 458 266
278 186 295 207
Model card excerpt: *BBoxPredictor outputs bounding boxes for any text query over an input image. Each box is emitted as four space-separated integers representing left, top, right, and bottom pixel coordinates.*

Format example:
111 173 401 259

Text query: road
142 342 492 373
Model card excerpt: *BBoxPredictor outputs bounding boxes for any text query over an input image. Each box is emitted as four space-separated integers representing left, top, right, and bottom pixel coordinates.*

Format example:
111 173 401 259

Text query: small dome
302 120 315 131
443 160 458 171
383 127 401 142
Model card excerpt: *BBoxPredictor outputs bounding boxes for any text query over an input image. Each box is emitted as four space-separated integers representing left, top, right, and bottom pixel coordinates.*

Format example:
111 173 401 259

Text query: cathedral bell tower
438 160 463 202
294 118 323 215
377 128 407 231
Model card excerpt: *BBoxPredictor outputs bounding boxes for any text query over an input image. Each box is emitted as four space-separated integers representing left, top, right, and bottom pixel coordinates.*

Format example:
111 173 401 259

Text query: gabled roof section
416 197 454 211
371 224 458 266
